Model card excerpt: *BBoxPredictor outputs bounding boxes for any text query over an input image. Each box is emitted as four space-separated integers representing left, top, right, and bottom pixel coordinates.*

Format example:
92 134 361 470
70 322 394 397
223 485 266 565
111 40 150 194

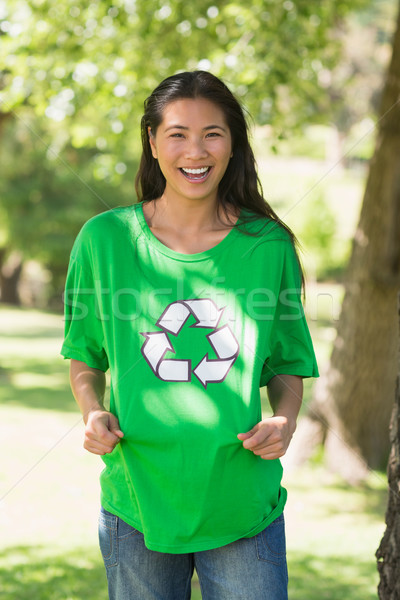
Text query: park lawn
0 305 386 599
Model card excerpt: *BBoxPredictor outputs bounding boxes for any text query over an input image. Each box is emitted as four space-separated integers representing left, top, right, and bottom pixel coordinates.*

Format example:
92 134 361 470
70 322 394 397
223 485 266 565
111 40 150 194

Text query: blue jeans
99 506 288 600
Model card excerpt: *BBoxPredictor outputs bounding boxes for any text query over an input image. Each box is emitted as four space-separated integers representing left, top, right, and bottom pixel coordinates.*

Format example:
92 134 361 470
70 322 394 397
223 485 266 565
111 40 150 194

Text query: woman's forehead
160 97 228 126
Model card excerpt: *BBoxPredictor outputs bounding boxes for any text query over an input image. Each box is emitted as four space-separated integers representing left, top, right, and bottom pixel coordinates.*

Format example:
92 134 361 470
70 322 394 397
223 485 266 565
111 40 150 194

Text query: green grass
0 305 386 599
0 547 108 600
284 467 386 599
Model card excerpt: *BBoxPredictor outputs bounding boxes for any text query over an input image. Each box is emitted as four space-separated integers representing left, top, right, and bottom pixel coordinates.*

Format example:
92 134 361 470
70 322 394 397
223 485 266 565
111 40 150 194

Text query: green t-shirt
61 203 318 553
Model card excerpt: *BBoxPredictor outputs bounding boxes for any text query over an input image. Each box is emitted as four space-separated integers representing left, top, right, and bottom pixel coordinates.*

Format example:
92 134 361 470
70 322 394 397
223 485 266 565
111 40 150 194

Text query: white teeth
181 167 209 175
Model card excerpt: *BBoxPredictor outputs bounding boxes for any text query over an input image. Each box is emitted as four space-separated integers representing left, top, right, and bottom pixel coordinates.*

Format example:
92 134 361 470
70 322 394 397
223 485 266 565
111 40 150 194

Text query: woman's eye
170 133 184 138
206 132 221 138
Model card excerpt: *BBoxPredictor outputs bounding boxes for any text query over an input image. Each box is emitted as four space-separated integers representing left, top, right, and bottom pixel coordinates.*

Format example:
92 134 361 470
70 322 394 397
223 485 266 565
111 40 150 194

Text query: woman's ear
148 127 157 159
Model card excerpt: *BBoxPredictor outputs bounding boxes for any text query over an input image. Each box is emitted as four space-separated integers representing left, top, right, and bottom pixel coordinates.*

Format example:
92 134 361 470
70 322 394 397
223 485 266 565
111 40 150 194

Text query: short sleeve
260 241 319 387
61 250 109 372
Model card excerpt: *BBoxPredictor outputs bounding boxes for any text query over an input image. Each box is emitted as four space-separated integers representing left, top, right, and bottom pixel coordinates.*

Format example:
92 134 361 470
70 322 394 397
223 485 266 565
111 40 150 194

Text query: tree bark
0 249 22 305
289 1 400 479
376 294 400 599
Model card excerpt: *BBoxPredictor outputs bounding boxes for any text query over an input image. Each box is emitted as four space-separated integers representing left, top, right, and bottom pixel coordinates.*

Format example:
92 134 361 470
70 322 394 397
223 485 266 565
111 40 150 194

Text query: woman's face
149 97 233 206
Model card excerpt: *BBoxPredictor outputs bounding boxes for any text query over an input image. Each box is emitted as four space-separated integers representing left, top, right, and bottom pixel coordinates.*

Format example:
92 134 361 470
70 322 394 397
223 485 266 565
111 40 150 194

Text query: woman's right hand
84 409 124 455
69 359 124 456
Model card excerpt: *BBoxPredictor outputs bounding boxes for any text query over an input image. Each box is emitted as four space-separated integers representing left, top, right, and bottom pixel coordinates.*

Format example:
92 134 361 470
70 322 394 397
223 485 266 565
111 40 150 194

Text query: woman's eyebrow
164 124 227 132
204 125 227 132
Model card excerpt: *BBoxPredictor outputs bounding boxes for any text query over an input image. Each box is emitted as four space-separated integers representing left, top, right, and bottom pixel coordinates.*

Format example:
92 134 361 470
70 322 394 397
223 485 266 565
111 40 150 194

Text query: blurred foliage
0 0 398 302
271 125 330 160
297 193 350 280
343 119 377 162
316 0 397 134
0 114 138 301
1 0 371 136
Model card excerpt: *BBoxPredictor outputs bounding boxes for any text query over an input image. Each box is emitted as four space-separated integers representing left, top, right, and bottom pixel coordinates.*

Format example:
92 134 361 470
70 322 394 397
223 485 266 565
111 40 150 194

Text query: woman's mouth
179 167 212 182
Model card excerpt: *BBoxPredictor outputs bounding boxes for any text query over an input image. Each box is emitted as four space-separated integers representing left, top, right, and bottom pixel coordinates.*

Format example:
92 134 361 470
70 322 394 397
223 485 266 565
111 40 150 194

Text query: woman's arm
237 374 303 460
70 359 124 455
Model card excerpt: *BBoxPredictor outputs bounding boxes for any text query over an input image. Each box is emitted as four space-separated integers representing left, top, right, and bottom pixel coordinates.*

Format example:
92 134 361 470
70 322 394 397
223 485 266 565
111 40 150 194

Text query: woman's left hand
237 415 296 460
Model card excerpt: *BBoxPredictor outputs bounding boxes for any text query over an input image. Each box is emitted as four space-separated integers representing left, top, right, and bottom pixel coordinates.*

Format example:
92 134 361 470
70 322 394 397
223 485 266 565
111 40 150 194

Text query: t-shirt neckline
134 202 242 262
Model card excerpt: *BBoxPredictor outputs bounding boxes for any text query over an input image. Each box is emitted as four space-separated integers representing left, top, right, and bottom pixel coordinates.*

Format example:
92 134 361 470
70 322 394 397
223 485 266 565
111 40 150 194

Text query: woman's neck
144 195 237 234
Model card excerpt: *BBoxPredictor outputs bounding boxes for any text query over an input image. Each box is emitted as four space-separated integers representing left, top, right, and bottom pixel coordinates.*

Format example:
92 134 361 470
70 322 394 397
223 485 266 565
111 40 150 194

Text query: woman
61 70 318 600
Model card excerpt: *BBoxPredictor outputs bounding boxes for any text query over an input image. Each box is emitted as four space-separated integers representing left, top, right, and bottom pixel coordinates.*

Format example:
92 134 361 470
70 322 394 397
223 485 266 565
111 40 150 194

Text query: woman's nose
184 138 208 159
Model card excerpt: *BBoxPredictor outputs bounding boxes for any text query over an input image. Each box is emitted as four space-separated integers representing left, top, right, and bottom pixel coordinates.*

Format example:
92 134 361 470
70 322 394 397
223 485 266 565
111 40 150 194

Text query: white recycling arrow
184 299 224 328
192 325 239 388
140 298 239 386
140 331 190 381
140 332 173 371
193 356 236 388
207 325 239 359
157 302 191 335
157 298 224 334
158 359 191 382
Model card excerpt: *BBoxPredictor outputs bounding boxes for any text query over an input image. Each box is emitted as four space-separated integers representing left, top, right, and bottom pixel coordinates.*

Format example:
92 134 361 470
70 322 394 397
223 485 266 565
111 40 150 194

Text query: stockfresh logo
140 298 239 388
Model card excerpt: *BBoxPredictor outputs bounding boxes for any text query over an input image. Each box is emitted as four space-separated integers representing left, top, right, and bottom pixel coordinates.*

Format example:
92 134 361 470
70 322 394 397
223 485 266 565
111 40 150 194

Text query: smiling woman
61 70 319 600
148 98 233 205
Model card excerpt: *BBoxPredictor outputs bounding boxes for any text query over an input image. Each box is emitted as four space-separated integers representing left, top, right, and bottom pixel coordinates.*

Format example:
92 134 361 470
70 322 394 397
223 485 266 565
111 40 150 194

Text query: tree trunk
0 249 22 305
376 294 400 599
289 2 400 480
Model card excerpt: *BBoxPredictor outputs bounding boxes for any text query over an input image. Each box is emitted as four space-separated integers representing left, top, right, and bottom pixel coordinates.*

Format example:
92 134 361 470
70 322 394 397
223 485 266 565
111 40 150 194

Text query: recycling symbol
140 298 239 388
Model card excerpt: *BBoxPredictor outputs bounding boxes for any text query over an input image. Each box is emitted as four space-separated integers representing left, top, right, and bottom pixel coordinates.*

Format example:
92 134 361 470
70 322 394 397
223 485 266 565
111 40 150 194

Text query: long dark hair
135 70 304 285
